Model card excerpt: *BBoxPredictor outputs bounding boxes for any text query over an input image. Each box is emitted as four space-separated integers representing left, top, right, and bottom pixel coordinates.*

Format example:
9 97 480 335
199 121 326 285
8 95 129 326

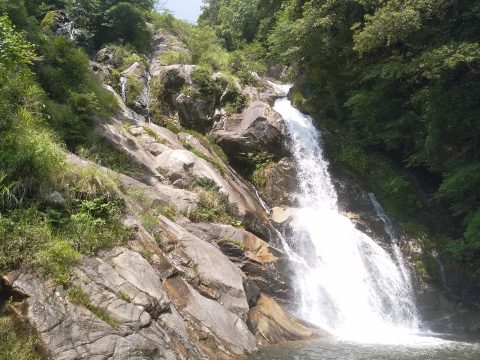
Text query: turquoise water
250 336 480 360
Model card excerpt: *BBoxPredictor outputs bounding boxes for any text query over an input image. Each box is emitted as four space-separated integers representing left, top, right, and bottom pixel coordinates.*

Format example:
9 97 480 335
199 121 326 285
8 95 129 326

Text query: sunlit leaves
0 15 35 69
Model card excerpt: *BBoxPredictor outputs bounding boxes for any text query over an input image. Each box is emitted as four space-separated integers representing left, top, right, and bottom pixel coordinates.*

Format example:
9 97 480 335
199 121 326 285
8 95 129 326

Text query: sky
164 0 203 23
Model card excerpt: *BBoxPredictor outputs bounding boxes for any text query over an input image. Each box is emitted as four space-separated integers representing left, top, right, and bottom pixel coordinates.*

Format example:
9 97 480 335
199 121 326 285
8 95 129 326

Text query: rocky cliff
0 29 324 360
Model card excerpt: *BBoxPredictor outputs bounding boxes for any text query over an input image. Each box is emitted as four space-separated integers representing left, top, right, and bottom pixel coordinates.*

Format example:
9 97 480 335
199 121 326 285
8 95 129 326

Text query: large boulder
158 216 250 319
176 93 215 132
164 277 256 359
179 222 296 307
254 158 300 208
212 101 286 160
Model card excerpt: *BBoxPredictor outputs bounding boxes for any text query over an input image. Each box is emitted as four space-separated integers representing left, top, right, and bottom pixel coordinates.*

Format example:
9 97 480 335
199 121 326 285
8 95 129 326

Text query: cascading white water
120 76 128 104
273 94 421 341
369 193 416 293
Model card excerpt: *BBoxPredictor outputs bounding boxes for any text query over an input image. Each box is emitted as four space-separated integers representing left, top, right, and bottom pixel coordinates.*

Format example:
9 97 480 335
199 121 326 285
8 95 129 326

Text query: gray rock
176 93 215 132
164 277 256 357
254 158 300 207
180 222 296 307
10 273 180 360
212 101 286 160
160 216 250 319
249 294 327 346
45 191 66 207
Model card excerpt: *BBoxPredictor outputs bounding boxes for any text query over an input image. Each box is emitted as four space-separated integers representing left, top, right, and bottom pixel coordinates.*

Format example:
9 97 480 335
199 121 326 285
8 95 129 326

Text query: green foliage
158 204 177 221
103 3 151 53
62 197 129 254
0 316 43 360
187 178 242 226
190 66 225 104
150 11 227 69
0 15 35 69
213 0 480 274
117 290 133 303
0 208 52 272
66 0 155 52
221 83 247 114
35 239 81 285
160 50 192 65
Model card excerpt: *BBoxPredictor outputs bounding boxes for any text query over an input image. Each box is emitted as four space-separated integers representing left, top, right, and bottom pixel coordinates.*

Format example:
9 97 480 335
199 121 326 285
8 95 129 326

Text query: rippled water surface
250 336 480 360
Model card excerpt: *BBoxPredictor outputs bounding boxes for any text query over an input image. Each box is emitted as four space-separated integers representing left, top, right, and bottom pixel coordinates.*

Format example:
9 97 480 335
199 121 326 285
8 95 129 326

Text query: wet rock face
248 294 328 346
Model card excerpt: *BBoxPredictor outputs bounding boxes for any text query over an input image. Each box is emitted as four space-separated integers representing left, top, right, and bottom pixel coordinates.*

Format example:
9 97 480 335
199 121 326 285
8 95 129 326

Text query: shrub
160 50 192 65
35 239 81 285
0 208 52 272
221 83 247 115
187 178 242 226
62 197 129 254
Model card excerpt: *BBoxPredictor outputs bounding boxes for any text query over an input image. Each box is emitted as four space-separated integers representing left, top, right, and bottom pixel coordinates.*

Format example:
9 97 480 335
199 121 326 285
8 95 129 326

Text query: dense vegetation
200 0 480 276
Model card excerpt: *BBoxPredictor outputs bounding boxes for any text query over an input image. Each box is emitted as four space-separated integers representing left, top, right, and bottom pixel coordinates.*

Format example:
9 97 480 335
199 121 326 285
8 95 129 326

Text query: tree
0 15 35 69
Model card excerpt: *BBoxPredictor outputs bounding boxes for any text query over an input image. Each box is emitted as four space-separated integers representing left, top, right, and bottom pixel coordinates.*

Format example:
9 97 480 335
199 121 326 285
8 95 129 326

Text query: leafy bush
101 44 147 70
0 208 52 272
187 178 241 226
221 83 247 115
160 50 192 65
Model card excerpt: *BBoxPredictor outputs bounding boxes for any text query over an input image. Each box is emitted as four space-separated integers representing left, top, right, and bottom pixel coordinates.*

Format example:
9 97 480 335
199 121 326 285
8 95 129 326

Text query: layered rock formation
0 30 326 360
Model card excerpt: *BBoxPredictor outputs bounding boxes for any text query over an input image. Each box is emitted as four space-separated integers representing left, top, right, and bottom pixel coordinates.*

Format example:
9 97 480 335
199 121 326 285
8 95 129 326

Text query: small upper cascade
273 89 421 342
145 73 152 123
432 252 448 290
120 76 127 104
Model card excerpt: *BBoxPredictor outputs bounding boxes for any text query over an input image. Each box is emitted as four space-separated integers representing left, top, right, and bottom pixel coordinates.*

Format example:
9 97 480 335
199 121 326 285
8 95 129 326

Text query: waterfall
433 252 448 290
368 193 416 294
120 76 127 104
59 21 75 41
273 94 421 341
145 73 152 123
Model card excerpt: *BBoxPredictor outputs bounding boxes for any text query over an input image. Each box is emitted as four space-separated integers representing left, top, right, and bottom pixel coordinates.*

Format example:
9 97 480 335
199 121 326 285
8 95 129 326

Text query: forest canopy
201 0 480 275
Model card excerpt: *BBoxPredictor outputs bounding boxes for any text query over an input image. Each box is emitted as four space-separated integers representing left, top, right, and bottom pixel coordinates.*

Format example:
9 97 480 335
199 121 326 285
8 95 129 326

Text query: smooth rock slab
164 277 256 358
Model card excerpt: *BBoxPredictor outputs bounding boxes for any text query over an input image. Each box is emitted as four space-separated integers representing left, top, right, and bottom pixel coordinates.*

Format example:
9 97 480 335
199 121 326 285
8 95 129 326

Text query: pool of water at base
249 334 480 360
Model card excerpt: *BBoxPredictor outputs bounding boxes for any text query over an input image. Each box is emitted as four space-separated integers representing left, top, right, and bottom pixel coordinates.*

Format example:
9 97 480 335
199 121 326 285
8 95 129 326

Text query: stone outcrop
212 101 286 160
254 158 299 208
176 93 216 132
178 222 296 307
248 294 328 346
